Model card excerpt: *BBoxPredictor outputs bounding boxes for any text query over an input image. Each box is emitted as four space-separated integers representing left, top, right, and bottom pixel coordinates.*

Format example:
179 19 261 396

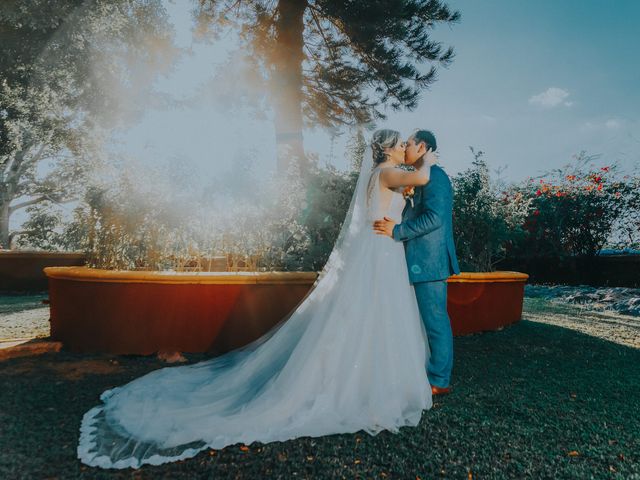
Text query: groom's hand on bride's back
373 217 396 237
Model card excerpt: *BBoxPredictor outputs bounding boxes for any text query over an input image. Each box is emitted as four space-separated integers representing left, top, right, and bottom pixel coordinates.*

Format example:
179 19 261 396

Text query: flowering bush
452 148 531 272
511 152 637 259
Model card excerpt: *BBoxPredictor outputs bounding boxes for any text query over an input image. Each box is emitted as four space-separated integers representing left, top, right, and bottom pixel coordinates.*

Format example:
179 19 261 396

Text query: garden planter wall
447 271 529 335
0 251 86 292
45 267 318 355
44 267 528 354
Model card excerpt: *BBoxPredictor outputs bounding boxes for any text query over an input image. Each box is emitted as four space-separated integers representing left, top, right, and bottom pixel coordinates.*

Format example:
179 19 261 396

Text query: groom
373 130 460 395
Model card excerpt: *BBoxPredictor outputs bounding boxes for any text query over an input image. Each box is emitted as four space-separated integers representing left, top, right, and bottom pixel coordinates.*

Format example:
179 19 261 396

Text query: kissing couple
78 129 460 470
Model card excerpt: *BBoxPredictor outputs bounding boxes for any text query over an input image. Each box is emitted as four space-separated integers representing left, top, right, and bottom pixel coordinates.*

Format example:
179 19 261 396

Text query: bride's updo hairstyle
371 129 401 166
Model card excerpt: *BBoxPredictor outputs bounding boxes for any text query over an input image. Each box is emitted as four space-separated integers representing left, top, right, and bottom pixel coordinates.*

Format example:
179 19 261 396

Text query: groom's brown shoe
431 385 451 396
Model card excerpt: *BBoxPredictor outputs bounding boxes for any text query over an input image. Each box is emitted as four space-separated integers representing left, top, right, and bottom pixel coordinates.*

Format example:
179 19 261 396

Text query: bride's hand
425 148 437 167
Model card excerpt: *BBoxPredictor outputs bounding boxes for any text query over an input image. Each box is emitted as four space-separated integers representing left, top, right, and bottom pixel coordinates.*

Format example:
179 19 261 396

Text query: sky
379 0 640 179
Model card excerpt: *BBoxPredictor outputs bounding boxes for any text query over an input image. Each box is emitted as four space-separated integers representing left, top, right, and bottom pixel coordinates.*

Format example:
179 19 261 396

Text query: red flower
601 166 610 172
593 176 602 183
533 209 540 216
597 184 603 191
536 189 542 196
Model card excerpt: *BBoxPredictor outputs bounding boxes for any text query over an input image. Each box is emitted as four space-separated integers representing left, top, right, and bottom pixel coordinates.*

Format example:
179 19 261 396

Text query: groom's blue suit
392 164 460 388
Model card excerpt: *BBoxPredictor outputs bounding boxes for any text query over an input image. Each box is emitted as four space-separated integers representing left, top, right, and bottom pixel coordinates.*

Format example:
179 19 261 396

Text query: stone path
0 307 50 342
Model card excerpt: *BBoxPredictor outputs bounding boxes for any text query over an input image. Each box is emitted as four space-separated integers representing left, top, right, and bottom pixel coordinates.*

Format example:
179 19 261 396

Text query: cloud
605 118 622 129
480 114 497 124
529 87 572 108
581 118 624 132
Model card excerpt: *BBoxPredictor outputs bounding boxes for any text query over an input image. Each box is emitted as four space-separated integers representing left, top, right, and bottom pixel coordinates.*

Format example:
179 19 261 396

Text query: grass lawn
0 302 639 479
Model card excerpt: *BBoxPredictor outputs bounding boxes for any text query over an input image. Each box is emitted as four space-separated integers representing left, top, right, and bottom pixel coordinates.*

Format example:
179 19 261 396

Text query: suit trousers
413 280 453 388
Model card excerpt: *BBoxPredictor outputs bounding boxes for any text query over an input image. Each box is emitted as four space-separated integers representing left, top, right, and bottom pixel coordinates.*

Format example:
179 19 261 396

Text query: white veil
78 146 389 469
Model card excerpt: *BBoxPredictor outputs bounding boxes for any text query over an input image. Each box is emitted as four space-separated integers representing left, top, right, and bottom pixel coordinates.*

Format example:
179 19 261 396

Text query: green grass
1 318 639 479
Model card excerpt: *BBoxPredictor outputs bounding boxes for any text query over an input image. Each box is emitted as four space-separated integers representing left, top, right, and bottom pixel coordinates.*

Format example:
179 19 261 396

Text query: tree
0 0 176 249
197 0 460 171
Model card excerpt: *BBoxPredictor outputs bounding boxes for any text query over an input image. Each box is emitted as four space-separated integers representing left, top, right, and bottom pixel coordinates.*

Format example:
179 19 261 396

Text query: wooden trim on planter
447 271 529 283
44 266 319 285
0 251 86 260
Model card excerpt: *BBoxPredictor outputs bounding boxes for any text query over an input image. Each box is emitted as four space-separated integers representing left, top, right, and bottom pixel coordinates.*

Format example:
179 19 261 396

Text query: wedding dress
77 156 432 469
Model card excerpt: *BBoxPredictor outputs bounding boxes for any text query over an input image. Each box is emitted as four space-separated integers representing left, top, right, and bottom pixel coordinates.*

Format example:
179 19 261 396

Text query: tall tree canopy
0 0 176 248
198 0 460 170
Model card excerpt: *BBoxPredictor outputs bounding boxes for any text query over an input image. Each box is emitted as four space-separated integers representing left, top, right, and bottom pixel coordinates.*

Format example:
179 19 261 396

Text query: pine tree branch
308 7 339 64
307 6 408 106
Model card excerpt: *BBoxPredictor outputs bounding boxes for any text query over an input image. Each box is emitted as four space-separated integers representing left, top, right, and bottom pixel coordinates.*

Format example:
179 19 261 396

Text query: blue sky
369 0 640 179
120 0 640 181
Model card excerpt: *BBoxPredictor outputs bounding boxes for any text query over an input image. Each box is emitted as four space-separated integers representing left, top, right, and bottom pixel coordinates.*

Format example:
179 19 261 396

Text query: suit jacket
392 165 460 283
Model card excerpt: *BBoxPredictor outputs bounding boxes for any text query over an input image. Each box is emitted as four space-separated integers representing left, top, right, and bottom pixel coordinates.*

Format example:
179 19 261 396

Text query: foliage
294 162 358 270
511 152 638 259
0 0 177 248
38 153 356 272
452 148 530 272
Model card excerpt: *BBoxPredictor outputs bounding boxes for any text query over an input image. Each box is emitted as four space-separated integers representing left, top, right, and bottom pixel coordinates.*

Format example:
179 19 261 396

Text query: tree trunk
0 198 10 249
272 0 307 174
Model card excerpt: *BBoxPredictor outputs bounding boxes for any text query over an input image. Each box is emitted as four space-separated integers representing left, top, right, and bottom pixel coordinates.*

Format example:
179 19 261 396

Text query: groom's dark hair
413 130 437 152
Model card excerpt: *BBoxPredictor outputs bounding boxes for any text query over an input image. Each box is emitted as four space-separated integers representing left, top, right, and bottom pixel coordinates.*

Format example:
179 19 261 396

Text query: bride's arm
379 150 437 189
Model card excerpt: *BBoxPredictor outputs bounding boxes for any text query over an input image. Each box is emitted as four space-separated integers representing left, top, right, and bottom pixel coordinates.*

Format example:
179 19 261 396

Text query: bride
78 129 438 469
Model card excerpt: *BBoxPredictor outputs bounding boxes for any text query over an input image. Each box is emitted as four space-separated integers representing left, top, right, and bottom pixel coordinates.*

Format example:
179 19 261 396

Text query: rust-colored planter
447 271 529 335
44 267 528 355
44 267 317 355
0 250 86 292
